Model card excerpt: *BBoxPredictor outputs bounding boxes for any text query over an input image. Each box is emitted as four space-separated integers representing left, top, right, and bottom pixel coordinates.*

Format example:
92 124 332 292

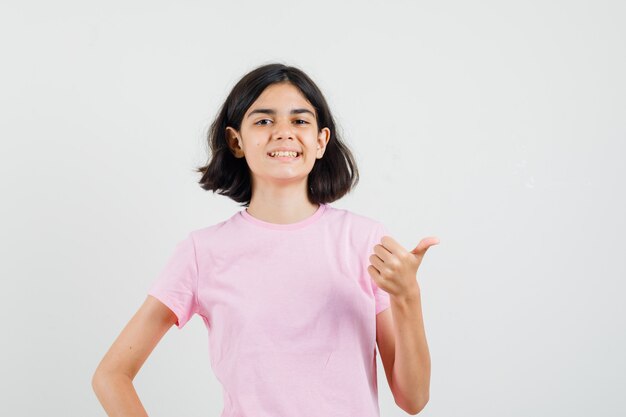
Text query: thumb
410 237 440 258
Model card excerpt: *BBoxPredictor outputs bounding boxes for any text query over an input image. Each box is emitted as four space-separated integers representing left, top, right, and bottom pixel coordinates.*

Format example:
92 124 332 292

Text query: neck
246 182 319 224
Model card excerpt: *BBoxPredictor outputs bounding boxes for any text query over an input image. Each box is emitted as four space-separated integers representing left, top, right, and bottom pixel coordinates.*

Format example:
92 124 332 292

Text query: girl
92 63 437 416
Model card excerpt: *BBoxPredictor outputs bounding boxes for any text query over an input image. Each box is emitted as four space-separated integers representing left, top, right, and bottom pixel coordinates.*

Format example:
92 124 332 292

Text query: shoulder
324 204 385 240
325 204 379 224
185 212 239 246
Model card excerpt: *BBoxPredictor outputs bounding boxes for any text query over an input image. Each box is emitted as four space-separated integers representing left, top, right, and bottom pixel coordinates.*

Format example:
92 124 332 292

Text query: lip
267 148 302 156
266 150 302 161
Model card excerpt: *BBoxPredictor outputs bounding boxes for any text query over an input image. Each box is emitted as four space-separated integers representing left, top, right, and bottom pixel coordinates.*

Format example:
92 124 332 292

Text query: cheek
304 153 318 168
246 152 267 167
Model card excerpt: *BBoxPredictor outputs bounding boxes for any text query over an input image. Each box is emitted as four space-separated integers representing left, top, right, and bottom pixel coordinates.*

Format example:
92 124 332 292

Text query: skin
91 81 331 416
91 80 437 416
225 81 331 223
91 296 175 417
372 236 439 414
229 83 439 413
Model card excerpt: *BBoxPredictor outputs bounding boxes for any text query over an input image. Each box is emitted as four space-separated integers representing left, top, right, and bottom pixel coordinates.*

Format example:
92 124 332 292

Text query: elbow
396 393 429 415
92 365 115 394
91 369 106 393
390 373 430 414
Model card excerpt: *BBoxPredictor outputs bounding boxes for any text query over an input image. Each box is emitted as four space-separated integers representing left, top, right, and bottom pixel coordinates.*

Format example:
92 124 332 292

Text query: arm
392 288 431 413
372 234 438 415
376 288 431 415
91 295 178 417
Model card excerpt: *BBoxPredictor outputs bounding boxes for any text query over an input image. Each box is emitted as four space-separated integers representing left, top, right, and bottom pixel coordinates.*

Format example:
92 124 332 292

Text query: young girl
92 63 437 416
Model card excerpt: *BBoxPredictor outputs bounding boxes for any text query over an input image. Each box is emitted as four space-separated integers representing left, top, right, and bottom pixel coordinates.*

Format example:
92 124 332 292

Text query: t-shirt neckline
239 203 327 230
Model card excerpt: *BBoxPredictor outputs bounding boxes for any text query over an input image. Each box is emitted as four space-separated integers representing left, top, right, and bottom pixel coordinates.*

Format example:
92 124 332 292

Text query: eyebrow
246 108 315 119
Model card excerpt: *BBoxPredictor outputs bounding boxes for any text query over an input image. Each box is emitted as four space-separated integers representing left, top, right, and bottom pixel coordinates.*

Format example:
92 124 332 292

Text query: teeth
270 151 299 157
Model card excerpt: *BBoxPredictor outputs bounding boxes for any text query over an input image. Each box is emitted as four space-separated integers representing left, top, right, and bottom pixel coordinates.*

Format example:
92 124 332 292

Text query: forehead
247 82 314 112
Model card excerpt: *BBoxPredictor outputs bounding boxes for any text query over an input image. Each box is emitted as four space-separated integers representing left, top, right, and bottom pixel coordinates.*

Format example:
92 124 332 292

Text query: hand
368 234 440 297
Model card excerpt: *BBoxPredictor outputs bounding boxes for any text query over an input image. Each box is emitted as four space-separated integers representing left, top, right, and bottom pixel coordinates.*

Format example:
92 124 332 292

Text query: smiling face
226 82 331 193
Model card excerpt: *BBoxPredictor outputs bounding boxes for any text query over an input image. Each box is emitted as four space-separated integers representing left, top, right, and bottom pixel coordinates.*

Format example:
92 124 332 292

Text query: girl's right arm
91 295 178 417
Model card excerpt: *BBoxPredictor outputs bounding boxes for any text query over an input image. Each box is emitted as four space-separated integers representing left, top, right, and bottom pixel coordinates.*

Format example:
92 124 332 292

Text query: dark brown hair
195 62 359 207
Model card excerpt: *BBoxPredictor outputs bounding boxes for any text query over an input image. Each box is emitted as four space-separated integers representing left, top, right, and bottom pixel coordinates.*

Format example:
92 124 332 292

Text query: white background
1 0 624 416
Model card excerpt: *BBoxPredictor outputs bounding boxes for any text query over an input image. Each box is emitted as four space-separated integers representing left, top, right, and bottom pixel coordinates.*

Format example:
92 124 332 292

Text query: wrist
391 284 421 304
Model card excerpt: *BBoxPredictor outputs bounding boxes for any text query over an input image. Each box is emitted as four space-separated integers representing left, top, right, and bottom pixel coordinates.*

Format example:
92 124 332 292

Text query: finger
373 243 393 262
367 264 384 284
379 235 405 256
410 237 440 257
369 253 386 273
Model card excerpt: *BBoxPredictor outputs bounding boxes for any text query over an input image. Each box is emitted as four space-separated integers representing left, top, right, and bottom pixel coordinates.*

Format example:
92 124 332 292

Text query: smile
267 151 302 161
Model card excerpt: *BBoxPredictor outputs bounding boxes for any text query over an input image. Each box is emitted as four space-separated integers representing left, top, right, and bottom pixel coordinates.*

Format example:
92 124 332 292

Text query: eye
254 119 310 126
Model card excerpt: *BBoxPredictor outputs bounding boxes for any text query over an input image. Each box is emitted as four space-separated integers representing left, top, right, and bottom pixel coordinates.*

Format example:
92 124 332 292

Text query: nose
271 117 295 141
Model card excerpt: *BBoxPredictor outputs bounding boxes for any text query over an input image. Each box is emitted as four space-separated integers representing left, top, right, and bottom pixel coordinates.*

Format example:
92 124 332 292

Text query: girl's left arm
370 234 439 414
390 288 431 414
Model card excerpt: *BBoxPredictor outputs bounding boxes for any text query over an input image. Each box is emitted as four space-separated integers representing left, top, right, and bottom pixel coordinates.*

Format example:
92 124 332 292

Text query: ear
225 126 244 158
316 127 331 159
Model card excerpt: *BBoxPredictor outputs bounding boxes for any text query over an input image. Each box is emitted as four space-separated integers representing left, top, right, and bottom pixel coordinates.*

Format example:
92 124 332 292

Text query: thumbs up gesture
368 235 440 297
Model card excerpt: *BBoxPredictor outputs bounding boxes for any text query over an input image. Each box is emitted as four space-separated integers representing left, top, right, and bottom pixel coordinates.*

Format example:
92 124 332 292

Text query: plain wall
1 0 624 416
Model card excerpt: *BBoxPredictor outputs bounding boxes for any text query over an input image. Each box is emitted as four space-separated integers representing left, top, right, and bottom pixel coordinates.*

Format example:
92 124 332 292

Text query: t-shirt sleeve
370 222 391 315
147 233 199 329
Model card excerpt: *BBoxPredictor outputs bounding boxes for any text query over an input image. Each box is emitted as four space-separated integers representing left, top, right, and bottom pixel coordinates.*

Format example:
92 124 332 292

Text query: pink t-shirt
147 203 391 416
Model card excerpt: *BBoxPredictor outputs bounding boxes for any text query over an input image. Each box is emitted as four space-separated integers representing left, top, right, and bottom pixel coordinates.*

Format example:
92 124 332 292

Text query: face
226 82 331 190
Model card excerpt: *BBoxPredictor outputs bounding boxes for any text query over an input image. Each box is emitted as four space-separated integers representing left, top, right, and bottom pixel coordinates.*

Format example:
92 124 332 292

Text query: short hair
195 62 360 207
